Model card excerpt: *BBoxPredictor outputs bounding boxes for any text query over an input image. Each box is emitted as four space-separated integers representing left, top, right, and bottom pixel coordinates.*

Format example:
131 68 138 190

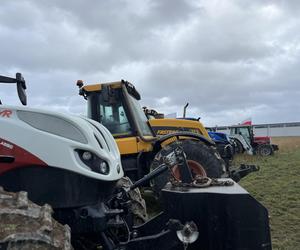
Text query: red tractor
229 125 279 156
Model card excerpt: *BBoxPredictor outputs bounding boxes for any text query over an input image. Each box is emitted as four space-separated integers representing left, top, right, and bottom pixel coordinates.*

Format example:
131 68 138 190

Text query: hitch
173 146 193 183
230 164 260 182
130 164 169 190
129 145 194 191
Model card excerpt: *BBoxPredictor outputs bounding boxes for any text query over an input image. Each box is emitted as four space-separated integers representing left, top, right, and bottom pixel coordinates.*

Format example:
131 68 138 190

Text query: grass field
236 137 300 250
146 137 300 249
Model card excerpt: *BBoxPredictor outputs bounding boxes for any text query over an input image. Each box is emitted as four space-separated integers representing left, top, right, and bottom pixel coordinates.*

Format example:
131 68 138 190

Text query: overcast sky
1 0 300 126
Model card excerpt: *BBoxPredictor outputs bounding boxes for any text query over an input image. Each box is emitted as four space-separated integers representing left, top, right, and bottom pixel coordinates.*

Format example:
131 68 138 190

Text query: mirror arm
0 73 27 106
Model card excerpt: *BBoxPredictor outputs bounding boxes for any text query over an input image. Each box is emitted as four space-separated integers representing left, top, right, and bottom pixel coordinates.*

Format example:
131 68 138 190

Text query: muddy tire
0 187 72 250
116 177 148 225
150 140 226 195
257 144 273 156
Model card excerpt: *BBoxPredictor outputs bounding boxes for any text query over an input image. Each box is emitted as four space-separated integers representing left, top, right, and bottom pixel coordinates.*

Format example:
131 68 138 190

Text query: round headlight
99 161 109 174
82 151 92 161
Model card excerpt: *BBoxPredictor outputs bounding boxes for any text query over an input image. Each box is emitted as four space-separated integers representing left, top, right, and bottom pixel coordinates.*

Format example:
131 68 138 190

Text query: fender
152 131 215 153
230 134 253 155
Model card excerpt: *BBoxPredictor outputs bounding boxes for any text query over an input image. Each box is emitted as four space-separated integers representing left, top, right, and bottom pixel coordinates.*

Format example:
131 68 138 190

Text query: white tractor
229 125 279 156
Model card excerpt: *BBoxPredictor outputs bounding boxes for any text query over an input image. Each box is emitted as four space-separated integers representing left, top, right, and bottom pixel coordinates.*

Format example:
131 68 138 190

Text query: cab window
100 101 132 136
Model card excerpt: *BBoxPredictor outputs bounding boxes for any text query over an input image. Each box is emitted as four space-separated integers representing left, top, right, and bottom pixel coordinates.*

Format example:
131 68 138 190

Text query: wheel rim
260 146 271 156
172 160 207 181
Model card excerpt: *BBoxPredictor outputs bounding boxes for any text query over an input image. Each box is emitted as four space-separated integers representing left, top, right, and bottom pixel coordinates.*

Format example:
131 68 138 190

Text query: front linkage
103 145 206 250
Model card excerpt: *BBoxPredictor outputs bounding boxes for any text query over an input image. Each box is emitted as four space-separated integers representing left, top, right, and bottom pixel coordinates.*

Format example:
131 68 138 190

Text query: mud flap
271 144 279 151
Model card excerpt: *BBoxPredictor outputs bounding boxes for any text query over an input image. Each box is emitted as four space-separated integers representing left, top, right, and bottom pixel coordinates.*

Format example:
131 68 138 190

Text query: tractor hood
0 105 123 181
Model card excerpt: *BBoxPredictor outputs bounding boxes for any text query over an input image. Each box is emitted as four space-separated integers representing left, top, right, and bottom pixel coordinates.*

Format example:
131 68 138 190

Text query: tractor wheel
234 139 244 154
116 177 148 225
0 187 71 250
257 144 274 156
150 140 226 195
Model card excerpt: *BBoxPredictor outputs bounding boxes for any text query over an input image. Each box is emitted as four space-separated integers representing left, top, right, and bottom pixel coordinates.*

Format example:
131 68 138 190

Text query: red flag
241 117 252 125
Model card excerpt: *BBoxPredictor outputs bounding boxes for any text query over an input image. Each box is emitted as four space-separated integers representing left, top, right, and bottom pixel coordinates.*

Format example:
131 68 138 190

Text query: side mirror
123 80 141 100
16 73 27 106
0 72 27 105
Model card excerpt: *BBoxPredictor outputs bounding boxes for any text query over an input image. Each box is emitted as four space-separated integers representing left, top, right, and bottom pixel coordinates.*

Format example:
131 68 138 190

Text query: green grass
235 137 300 250
144 137 300 249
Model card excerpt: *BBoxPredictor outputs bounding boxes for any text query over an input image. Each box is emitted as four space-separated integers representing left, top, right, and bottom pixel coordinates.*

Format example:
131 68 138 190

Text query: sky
0 0 300 126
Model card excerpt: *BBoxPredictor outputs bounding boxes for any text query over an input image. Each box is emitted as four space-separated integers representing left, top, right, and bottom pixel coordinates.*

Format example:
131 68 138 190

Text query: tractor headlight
99 161 109 175
93 159 109 175
77 150 110 175
82 151 92 161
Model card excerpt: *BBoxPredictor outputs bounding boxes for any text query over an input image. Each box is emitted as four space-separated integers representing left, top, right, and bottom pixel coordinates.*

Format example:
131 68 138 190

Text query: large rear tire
150 140 226 195
0 187 71 250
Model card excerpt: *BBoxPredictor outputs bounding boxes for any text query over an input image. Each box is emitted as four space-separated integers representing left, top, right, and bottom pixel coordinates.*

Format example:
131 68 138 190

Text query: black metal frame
0 73 27 105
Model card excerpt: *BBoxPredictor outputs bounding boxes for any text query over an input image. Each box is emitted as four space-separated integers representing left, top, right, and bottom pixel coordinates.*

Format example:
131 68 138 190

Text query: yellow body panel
116 136 153 155
83 84 102 92
149 118 210 139
137 137 153 152
83 82 122 92
116 137 138 155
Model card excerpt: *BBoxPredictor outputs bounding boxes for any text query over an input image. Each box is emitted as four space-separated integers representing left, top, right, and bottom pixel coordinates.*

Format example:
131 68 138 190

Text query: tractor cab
78 80 155 140
230 125 253 145
77 79 159 174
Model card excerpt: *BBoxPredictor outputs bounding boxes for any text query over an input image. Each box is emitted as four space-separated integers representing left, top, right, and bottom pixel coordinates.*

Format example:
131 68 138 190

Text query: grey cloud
0 0 300 126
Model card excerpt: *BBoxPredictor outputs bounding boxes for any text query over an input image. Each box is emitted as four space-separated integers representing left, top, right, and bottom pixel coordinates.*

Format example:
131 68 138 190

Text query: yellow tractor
144 107 209 137
143 107 235 168
77 80 226 193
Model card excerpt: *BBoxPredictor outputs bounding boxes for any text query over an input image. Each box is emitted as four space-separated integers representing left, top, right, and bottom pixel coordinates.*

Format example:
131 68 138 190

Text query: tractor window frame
87 90 137 138
125 93 154 137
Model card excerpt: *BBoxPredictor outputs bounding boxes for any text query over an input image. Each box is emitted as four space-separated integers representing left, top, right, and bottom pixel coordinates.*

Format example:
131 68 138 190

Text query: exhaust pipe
183 103 189 118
